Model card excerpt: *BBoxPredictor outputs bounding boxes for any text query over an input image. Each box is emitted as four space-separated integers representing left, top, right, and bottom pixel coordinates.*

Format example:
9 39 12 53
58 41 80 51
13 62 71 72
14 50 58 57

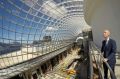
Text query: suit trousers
103 62 115 79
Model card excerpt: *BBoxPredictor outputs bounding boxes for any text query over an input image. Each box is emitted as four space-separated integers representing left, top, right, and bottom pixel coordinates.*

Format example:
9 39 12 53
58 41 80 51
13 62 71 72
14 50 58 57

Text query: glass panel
0 0 85 77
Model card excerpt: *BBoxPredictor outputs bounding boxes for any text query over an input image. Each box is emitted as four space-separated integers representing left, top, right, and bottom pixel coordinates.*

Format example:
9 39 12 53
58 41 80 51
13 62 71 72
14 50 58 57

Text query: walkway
115 55 120 78
42 49 80 79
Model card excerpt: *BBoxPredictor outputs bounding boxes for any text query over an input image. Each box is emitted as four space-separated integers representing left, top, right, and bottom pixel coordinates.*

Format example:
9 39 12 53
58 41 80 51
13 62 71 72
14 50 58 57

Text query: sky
0 0 85 44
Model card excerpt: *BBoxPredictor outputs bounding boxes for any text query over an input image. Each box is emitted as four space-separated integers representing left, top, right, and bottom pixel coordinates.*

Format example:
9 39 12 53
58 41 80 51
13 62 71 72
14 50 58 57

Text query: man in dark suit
101 30 116 79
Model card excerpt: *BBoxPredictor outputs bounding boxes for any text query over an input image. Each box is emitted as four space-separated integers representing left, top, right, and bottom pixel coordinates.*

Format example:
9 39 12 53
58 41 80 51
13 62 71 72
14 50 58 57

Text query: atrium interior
0 0 120 79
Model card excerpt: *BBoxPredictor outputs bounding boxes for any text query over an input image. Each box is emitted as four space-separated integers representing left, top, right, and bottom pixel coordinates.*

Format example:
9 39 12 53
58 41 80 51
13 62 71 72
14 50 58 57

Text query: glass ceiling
0 0 90 76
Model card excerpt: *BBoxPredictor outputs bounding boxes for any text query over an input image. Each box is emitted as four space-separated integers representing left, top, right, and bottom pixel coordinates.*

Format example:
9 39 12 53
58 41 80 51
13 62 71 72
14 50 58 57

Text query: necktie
104 40 107 57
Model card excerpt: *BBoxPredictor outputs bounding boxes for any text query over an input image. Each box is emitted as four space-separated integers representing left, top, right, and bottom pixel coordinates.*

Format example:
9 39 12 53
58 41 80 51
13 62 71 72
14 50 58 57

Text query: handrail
100 54 116 79
90 42 116 79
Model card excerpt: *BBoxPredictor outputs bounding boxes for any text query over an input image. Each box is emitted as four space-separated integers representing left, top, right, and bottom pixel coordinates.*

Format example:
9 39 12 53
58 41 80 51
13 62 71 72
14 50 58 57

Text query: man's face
103 30 110 38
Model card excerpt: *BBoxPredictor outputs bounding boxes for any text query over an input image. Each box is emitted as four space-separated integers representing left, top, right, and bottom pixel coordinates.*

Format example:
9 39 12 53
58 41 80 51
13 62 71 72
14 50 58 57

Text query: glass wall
0 0 84 71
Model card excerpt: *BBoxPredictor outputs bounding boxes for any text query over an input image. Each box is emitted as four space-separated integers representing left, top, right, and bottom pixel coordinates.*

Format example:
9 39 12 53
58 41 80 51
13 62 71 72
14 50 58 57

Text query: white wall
84 0 120 52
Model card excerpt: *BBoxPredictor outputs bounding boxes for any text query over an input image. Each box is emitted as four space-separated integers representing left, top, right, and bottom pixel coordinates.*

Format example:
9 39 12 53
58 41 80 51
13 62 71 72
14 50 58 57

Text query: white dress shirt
106 37 109 45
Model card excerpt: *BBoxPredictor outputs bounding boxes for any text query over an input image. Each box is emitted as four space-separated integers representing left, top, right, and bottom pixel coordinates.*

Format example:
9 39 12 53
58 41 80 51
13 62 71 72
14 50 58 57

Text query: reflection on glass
0 0 84 73
0 0 65 68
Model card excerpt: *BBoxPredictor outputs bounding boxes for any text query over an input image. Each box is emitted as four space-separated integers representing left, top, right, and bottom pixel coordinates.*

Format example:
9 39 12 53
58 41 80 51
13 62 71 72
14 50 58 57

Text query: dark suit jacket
101 38 117 64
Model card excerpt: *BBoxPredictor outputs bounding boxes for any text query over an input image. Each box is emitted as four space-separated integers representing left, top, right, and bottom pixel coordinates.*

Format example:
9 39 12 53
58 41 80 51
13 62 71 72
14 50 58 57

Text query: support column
24 70 32 79
46 60 52 71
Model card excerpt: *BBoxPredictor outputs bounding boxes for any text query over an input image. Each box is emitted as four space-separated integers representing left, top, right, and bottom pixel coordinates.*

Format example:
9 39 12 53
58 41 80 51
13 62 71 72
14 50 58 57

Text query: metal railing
89 41 116 79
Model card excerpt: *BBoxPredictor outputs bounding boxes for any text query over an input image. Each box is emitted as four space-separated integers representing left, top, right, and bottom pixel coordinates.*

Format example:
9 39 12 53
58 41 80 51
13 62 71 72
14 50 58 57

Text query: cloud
45 27 58 31
42 1 67 19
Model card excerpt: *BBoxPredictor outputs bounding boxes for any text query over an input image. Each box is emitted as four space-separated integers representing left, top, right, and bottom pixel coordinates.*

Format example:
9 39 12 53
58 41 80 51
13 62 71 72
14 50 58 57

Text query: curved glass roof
0 0 90 77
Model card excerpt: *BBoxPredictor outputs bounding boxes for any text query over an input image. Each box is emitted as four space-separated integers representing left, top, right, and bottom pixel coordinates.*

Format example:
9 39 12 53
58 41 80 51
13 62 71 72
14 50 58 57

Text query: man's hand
104 58 108 62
